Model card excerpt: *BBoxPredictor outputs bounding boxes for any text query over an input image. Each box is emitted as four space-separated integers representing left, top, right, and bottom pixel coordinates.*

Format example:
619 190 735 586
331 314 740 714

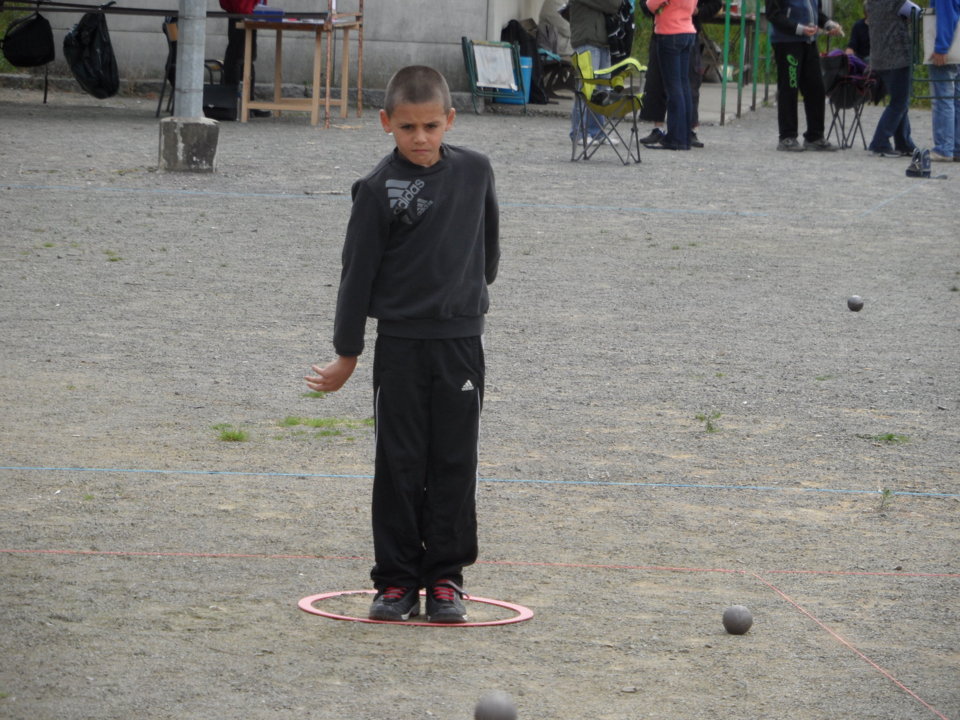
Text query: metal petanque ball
475 690 518 720
722 605 753 635
847 295 864 312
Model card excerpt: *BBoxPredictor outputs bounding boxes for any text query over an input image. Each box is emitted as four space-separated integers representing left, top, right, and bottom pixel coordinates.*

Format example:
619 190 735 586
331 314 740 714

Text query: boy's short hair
383 65 452 116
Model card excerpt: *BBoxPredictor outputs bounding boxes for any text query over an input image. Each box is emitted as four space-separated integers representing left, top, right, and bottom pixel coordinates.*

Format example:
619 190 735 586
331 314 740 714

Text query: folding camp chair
570 50 646 164
821 50 878 150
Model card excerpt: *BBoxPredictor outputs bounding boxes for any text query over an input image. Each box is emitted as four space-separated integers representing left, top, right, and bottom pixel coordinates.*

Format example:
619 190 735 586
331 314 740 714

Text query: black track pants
773 41 826 142
369 335 484 591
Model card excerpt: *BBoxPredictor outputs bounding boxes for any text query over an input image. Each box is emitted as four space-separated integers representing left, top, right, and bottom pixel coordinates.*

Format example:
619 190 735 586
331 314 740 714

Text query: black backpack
1 12 55 67
63 4 120 99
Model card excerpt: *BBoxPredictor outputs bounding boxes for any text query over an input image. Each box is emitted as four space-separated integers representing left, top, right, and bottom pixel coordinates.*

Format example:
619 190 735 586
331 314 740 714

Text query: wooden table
239 15 363 127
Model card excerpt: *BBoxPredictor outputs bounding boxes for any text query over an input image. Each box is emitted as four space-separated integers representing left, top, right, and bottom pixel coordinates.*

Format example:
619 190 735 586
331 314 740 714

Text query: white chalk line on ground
1 465 956 499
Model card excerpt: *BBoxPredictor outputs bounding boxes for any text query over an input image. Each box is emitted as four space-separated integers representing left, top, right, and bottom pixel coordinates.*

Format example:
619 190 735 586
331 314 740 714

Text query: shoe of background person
426 580 467 623
369 586 420 621
803 137 837 151
689 132 704 148
870 147 900 158
777 137 804 152
586 133 620 148
249 109 272 118
930 151 952 162
640 127 665 145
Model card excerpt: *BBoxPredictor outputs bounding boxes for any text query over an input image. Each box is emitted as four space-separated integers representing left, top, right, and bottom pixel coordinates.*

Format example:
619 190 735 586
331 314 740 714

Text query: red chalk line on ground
750 571 953 720
298 589 534 627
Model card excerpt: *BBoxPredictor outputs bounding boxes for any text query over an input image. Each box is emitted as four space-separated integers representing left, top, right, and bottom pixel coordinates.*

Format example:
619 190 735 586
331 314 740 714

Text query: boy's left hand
305 356 358 393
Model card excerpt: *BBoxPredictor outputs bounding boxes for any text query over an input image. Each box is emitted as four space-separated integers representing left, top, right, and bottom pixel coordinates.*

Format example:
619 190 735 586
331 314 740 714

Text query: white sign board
473 43 518 91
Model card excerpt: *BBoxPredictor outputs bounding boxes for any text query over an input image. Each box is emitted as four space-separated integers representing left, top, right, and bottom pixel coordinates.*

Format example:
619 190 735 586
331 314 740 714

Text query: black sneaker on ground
639 127 665 145
369 586 420 621
803 137 837 151
426 580 468 623
689 132 704 148
777 137 804 152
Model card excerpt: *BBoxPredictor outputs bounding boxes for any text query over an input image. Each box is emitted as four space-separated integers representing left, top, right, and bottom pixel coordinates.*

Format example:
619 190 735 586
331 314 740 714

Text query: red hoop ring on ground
298 589 534 627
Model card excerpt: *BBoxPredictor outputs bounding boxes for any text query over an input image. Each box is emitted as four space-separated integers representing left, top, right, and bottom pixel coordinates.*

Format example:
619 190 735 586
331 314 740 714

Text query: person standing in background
866 0 918 157
568 0 624 145
644 0 698 150
928 0 960 162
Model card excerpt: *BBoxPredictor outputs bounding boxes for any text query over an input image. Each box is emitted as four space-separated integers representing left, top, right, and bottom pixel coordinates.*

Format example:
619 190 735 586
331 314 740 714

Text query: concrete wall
38 0 549 93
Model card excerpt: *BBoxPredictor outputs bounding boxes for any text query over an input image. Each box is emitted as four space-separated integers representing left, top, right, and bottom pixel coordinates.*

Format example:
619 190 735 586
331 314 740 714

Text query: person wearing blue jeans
871 66 915 156
570 43 613 141
656 33 696 149
646 0 697 150
866 0 918 157
929 0 960 162
568 0 622 144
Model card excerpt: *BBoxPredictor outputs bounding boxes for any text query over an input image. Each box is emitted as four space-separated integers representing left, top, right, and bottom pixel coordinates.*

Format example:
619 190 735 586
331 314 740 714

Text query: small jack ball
847 295 864 312
475 690 518 720
722 605 753 635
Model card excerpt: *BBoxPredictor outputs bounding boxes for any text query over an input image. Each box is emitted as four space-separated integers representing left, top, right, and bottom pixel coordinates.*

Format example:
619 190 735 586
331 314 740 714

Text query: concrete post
175 0 206 118
159 0 219 172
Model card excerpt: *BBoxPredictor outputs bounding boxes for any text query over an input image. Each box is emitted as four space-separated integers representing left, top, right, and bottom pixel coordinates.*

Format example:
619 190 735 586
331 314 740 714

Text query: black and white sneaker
426 580 468 623
369 586 420 621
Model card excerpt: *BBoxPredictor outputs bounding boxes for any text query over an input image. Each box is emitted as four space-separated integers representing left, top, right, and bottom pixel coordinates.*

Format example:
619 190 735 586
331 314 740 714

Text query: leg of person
421 337 484 623
870 66 911 156
368 336 431 621
677 34 695 150
799 42 835 150
929 63 958 161
639 33 667 144
223 21 255 91
954 69 960 160
570 44 610 142
773 42 803 150
892 67 915 154
656 33 693 150
688 37 704 147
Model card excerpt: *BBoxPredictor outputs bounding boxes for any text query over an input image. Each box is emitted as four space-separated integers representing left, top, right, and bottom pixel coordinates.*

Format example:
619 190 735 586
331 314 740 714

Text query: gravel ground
1 84 958 720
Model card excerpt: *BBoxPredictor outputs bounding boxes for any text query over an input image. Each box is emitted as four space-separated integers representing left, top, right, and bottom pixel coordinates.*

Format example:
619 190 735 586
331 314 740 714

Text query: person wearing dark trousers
866 0 919 157
305 66 499 625
220 0 269 116
767 0 844 151
639 0 722 148
645 0 698 150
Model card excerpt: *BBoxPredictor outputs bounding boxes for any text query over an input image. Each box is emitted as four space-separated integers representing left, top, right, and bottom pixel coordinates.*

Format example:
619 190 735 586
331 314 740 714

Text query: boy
305 66 500 624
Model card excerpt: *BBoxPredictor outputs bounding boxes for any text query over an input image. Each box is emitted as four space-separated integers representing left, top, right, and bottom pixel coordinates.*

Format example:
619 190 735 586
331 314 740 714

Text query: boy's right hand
305 356 358 393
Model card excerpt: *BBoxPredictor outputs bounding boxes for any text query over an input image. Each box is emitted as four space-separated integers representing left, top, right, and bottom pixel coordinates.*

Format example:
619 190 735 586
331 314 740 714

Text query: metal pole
175 0 207 118
720 2 731 125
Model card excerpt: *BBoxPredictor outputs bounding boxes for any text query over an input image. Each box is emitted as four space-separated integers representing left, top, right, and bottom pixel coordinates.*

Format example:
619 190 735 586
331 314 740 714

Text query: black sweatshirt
332 144 500 358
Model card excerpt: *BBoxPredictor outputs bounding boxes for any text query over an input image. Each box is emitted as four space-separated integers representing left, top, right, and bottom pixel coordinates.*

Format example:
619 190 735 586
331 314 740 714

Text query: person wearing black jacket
639 0 723 148
305 66 499 625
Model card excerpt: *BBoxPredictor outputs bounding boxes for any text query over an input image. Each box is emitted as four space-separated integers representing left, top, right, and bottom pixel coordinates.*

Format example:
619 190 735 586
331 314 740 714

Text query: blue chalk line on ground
0 465 956 498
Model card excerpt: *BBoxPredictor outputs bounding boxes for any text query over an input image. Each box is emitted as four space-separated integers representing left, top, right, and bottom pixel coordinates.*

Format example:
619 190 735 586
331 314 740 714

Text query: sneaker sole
369 603 420 622
427 611 468 624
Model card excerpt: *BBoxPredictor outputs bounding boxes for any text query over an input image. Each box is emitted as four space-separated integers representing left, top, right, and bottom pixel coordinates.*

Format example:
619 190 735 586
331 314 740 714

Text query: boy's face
380 101 456 168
